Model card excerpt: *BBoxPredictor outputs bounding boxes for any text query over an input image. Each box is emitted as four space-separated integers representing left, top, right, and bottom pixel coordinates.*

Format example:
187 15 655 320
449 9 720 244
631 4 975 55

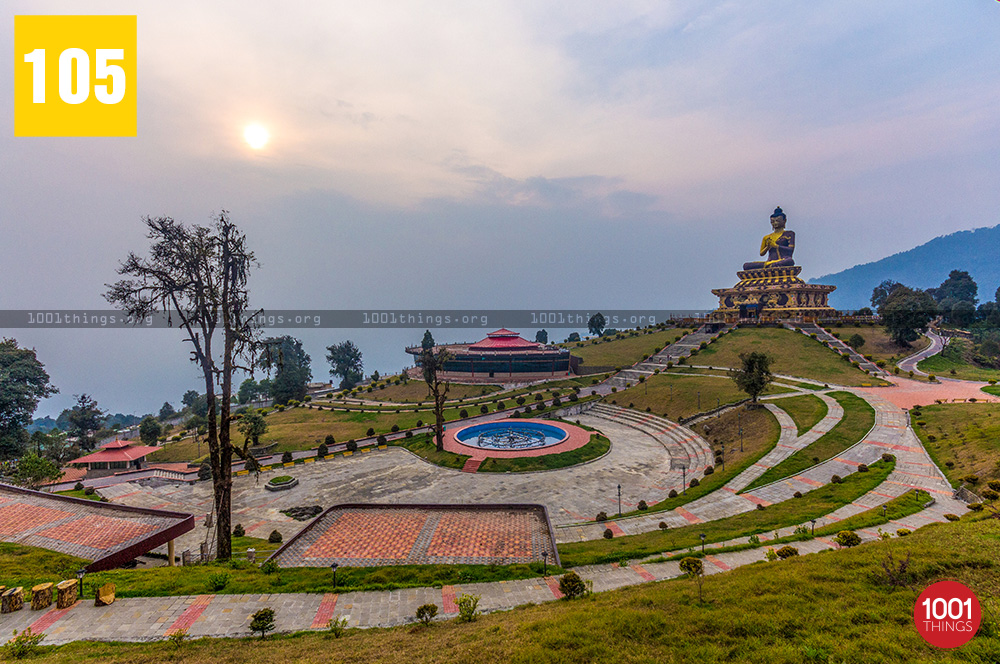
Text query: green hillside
22 517 1000 663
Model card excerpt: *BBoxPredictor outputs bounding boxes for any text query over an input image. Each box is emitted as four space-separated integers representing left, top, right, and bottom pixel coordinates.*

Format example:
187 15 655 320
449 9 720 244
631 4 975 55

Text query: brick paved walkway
269 505 557 567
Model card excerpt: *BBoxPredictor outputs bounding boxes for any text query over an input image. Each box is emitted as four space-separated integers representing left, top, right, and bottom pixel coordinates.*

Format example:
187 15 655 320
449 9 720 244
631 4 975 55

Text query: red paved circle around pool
443 418 592 459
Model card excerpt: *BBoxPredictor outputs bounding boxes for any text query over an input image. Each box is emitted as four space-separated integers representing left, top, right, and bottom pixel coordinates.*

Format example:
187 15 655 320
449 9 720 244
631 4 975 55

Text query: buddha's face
770 215 786 231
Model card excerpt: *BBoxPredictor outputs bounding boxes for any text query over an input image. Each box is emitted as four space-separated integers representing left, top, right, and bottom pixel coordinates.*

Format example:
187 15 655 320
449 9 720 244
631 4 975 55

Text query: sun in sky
243 124 270 150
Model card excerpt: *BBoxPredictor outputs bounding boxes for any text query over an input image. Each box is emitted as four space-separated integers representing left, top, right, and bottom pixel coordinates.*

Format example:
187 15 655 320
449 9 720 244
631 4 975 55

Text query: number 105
921 597 972 620
23 48 126 105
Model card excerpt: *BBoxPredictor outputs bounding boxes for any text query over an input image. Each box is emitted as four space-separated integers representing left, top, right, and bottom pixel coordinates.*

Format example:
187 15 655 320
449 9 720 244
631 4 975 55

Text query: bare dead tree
420 347 451 451
106 212 261 560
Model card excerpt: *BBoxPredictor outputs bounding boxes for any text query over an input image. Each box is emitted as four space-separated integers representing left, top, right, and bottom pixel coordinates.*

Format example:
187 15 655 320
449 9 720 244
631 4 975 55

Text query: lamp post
700 533 706 553
617 484 622 517
76 568 86 599
330 562 339 590
542 551 548 576
810 519 816 536
697 391 701 410
721 442 725 472
681 466 687 495
882 505 887 519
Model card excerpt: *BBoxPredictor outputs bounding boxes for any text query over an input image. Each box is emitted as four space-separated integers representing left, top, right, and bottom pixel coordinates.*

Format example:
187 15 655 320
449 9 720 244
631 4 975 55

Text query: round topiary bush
944 513 961 522
268 529 283 544
603 528 614 539
74 482 84 491
558 572 588 599
658 522 668 530
896 528 911 537
281 451 293 464
703 466 714 476
831 475 843 484
689 478 700 488
595 511 608 522
834 530 861 547
857 463 869 473
637 500 648 511
793 491 802 498
776 545 799 559
366 427 375 437
346 439 358 452
668 489 678 498
232 523 245 537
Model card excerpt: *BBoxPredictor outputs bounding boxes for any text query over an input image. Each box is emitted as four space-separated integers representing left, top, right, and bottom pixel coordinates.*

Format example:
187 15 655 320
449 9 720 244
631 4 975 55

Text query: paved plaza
270 504 558 567
0 484 193 570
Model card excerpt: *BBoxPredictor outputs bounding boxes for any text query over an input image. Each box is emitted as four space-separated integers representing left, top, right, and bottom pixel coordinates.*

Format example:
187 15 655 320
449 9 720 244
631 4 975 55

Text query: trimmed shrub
689 478 700 488
260 560 279 575
456 594 480 623
944 514 961 522
776 545 799 559
881 453 896 463
703 465 714 476
668 489 678 498
281 451 293 464
84 486 96 496
962 474 980 485
390 424 400 433
603 528 614 539
346 439 358 452
595 511 608 522
317 442 328 457
207 572 230 591
831 475 843 484
834 530 861 547
896 528 911 537
480 405 489 414
857 463 869 473
74 482 84 491
793 491 803 498
416 603 438 626
558 572 588 599
232 523 245 537
637 500 648 511
756 503 765 511
268 530 283 544
659 522 668 530
366 427 375 437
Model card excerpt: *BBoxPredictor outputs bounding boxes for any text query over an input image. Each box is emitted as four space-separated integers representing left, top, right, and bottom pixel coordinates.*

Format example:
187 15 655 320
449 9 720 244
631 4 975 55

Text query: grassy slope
558 459 894 567
34 517 1000 663
566 328 684 369
611 406 779 519
694 327 882 386
918 337 1000 382
743 392 875 492
351 382 500 403
912 402 1000 487
770 393 828 436
827 324 929 365
608 373 791 422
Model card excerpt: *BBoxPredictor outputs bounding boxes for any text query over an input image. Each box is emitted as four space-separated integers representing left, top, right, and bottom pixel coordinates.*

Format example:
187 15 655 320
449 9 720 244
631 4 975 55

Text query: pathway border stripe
28 601 78 633
310 593 339 629
166 594 214 635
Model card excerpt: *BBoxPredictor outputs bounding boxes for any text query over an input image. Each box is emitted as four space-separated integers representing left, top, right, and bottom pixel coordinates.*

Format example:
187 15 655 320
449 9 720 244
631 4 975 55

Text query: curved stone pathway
897 329 945 376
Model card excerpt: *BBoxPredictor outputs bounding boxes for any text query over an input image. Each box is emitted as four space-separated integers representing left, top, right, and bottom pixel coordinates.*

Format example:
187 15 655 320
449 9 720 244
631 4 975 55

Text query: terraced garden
911 402 1000 487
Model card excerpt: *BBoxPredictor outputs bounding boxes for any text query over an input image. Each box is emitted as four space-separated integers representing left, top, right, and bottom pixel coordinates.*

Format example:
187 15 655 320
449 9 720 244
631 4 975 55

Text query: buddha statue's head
770 207 787 231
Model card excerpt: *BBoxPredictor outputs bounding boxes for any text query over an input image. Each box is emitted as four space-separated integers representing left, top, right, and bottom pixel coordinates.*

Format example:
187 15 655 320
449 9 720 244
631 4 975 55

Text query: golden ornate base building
711 208 837 321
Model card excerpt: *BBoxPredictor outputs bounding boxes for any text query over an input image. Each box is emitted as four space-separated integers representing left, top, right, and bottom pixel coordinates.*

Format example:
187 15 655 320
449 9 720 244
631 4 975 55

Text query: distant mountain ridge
810 224 1000 310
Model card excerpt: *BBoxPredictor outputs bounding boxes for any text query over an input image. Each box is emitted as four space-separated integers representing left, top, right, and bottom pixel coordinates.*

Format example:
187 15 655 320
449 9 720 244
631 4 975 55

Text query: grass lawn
350 381 500 403
694 327 884 386
911 402 1000 487
612 406 780 519
743 392 876 492
608 372 792 422
0 541 561 599
477 435 610 473
558 459 895 567
566 328 683 370
918 337 1000 382
825 324 929 365
770 393 828 436
55 488 103 501
21 517 1000 664
390 433 470 470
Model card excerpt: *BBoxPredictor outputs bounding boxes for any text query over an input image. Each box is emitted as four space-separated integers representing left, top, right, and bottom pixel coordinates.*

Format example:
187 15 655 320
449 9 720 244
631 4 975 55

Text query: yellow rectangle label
15 15 137 136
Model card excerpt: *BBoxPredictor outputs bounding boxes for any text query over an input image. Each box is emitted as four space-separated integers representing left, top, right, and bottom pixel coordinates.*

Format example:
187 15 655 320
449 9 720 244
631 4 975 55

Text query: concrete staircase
586 403 714 474
784 323 884 376
610 324 734 389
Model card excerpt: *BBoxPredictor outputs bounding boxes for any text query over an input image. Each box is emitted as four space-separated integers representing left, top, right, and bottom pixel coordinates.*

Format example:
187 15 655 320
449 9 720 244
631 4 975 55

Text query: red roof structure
468 329 541 351
68 443 160 466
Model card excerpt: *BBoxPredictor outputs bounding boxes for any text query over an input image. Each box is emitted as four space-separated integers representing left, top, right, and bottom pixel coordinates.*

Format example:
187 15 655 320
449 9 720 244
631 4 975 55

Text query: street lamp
720 442 725 472
76 568 86 598
697 391 701 410
882 505 887 518
700 533 706 553
681 466 687 495
617 484 622 517
541 551 548 576
330 562 339 590
810 519 816 536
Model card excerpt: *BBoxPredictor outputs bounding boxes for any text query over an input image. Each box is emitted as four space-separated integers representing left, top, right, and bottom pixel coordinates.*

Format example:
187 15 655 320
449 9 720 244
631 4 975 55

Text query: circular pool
454 421 570 451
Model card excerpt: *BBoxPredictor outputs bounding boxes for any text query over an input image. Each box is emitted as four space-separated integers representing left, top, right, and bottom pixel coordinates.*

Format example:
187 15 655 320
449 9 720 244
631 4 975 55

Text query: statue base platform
711 266 836 321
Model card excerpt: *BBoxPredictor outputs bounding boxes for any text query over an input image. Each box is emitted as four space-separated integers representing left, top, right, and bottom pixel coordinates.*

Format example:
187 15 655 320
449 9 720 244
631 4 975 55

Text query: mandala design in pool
455 421 569 451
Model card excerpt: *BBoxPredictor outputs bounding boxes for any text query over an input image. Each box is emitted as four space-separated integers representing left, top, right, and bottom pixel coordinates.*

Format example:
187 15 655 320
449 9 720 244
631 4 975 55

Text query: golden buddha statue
743 207 795 270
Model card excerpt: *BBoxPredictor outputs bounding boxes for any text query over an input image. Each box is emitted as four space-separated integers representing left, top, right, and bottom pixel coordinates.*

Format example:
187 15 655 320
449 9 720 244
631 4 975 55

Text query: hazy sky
4 1 1000 417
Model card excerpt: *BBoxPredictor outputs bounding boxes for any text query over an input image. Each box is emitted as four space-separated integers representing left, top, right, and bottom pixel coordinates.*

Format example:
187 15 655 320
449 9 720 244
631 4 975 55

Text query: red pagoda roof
468 329 541 351
68 444 159 465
